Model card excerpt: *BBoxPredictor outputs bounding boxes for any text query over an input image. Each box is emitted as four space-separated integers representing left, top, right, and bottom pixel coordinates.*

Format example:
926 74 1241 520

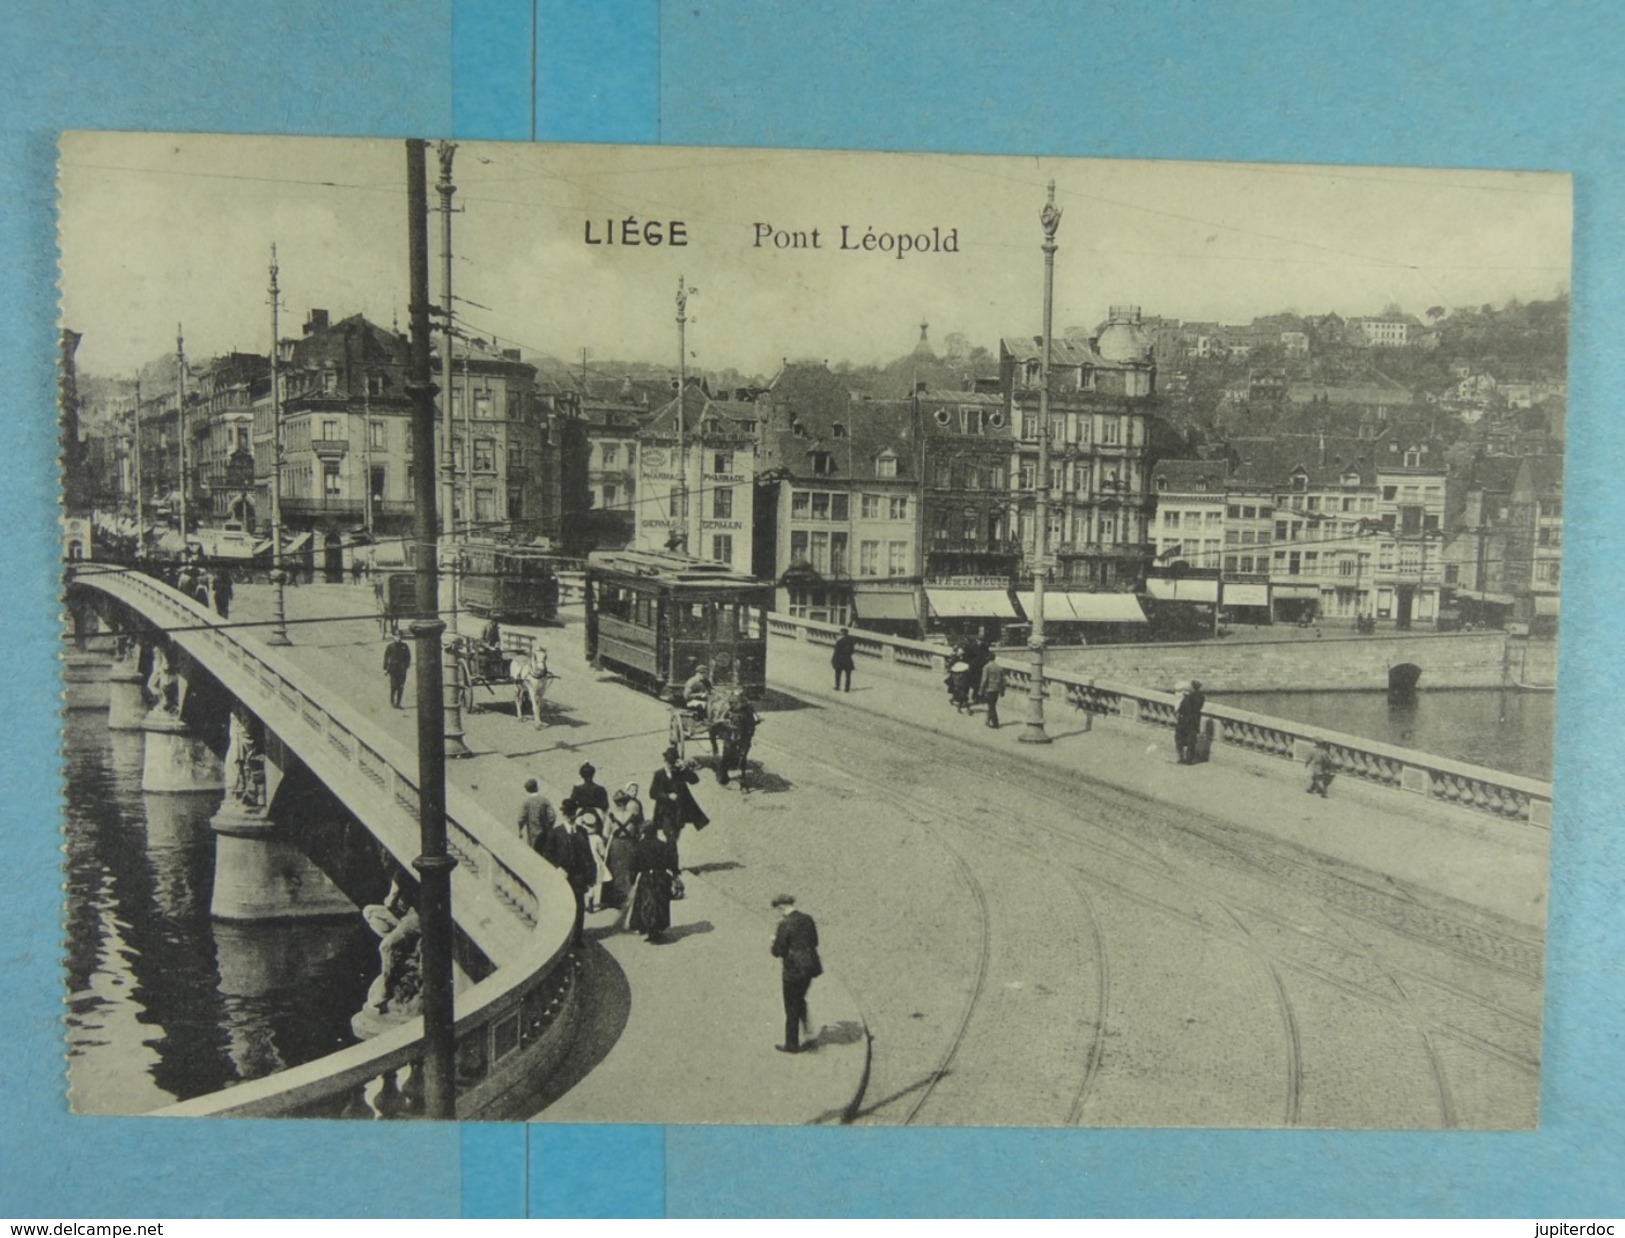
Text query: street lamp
266 246 291 646
1021 181 1061 746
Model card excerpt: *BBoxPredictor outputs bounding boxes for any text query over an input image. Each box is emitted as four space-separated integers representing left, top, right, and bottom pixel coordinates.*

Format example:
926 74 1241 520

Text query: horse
514 647 553 728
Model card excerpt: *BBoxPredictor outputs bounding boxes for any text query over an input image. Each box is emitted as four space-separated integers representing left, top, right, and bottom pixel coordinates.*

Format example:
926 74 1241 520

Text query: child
1305 741 1335 797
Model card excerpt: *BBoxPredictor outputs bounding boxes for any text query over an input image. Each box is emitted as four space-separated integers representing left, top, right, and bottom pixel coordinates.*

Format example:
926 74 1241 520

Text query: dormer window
1293 471 1308 493
1404 449 1420 467
810 451 834 477
874 449 898 479
831 422 847 438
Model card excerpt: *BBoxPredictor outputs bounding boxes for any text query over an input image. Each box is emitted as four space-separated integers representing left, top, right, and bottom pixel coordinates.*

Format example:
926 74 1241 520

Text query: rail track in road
753 692 1541 1129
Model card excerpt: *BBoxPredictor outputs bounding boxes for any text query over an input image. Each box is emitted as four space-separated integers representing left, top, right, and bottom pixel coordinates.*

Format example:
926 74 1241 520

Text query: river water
61 705 379 1115
1210 688 1555 781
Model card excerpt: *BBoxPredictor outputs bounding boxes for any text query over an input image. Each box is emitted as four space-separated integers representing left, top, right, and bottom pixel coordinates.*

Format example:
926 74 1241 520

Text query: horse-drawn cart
451 630 552 718
667 687 761 787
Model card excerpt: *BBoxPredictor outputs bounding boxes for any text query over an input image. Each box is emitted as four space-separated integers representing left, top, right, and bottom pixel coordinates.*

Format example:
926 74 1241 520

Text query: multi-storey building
1000 304 1160 593
1230 436 1378 623
754 362 921 631
633 380 756 574
189 352 269 527
1505 455 1564 632
263 310 547 570
1372 437 1448 627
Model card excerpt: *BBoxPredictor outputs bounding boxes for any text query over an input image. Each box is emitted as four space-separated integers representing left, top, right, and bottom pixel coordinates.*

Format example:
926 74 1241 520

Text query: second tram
459 540 562 624
583 550 771 700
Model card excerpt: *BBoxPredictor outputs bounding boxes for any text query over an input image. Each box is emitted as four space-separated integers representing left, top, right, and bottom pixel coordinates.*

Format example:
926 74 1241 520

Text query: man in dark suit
831 627 857 691
542 811 596 948
650 745 708 866
383 633 411 708
1174 678 1207 764
770 894 822 1053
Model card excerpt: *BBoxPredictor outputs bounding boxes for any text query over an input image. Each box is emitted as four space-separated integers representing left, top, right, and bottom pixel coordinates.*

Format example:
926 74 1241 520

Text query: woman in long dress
625 826 679 942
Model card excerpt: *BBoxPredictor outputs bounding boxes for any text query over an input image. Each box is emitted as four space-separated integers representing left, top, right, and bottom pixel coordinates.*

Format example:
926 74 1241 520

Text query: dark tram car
460 540 561 625
584 550 772 700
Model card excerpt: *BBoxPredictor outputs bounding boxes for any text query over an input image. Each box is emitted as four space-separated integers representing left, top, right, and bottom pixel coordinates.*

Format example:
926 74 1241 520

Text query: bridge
65 564 1554 1128
70 563 580 1120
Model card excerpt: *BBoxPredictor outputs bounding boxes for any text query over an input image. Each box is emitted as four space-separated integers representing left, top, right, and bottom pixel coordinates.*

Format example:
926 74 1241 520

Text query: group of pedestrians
172 562 235 619
944 636 1006 727
517 747 711 949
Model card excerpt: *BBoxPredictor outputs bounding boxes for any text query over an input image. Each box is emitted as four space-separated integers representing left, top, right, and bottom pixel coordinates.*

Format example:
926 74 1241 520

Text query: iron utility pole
1021 181 1061 746
266 246 291 646
176 326 188 549
676 275 700 556
405 138 458 1120
434 140 469 757
437 141 458 542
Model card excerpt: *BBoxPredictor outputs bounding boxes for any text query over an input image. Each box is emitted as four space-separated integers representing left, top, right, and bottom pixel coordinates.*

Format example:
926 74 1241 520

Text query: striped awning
1144 578 1219 603
926 588 1018 619
853 590 920 622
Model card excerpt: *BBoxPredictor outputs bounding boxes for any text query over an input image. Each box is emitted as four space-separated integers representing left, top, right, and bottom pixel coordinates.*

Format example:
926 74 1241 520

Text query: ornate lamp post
266 246 291 646
1021 181 1061 745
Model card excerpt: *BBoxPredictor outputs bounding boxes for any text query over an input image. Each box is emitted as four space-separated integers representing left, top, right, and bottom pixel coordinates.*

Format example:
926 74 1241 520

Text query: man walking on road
979 657 1006 728
831 627 857 692
383 632 411 709
770 894 822 1054
651 744 708 868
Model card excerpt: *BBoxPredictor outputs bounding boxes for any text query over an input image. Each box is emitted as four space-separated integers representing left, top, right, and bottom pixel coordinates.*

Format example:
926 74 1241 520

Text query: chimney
304 309 329 335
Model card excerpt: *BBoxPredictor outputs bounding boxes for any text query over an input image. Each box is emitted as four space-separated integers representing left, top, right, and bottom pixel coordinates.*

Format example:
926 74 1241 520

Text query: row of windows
789 530 910 577
1160 510 1224 529
790 490 909 522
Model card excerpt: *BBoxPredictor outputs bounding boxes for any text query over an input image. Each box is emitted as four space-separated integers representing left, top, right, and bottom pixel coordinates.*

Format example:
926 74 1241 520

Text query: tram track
755 690 1541 1128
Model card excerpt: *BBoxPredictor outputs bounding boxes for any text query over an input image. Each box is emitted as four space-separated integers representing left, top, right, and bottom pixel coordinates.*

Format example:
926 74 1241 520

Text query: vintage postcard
57 132 1567 1128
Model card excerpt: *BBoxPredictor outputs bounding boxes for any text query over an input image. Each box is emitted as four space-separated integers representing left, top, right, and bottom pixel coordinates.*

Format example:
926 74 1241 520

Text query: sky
57 132 1572 381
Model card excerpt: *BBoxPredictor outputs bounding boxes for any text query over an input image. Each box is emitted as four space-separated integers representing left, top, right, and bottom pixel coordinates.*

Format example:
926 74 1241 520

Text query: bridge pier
210 802 357 921
108 667 149 730
141 711 225 793
209 715 355 921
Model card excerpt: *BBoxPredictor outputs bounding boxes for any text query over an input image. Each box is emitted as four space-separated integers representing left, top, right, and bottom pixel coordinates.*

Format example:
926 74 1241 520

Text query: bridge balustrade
763 610 1554 828
71 564 580 1119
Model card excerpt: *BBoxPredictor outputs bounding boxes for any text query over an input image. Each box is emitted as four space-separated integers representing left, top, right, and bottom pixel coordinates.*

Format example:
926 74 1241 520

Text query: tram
459 540 561 624
583 550 772 700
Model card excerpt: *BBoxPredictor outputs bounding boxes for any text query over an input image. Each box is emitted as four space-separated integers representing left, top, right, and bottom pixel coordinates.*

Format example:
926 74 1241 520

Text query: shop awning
284 532 313 555
1272 583 1320 599
1534 594 1561 616
155 530 186 554
1016 591 1082 622
853 590 920 622
926 588 1018 619
1063 593 1147 623
252 538 274 555
1456 588 1516 606
1224 582 1270 607
1144 578 1219 603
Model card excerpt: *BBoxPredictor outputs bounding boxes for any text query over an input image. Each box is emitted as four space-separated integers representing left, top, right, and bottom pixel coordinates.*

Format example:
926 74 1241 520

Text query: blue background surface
3 0 1620 1218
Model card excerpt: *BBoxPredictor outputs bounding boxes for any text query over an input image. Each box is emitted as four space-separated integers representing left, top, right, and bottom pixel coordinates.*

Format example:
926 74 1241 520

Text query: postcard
57 132 1567 1129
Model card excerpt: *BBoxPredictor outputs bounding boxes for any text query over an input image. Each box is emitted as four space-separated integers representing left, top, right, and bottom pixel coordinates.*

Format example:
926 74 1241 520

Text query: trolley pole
176 326 188 550
1020 181 1061 746
676 275 698 556
266 246 291 646
406 138 458 1120
133 377 144 556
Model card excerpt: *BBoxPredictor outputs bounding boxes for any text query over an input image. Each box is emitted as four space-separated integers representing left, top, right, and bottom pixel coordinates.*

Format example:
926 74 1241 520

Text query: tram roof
586 549 770 589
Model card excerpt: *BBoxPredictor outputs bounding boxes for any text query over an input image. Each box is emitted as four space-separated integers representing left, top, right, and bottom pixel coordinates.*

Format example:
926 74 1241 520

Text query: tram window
676 601 709 638
633 591 654 628
735 604 758 636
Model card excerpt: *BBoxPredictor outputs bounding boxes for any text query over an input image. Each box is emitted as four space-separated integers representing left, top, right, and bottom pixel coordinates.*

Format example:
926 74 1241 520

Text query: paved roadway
228 582 1545 1129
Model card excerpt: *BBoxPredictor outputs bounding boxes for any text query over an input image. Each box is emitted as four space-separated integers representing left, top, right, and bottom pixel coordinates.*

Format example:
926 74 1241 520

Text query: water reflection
1213 688 1554 780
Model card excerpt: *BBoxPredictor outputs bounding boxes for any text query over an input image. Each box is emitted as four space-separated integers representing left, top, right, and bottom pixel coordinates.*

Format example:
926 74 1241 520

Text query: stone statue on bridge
358 874 424 1026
